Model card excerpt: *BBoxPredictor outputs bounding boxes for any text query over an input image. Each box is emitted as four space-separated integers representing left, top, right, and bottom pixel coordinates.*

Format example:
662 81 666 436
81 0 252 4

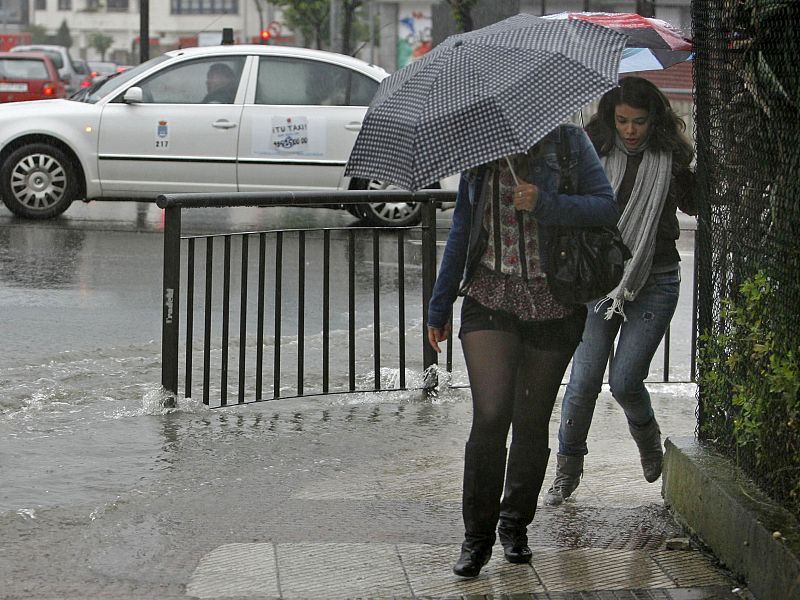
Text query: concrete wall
664 437 800 600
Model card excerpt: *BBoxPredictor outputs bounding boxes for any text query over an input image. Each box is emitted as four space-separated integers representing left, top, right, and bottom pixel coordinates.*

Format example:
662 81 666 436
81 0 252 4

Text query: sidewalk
1 385 750 599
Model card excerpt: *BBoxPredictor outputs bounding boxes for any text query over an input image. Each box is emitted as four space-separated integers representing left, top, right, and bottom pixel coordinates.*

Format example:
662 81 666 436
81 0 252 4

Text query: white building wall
27 0 261 62
25 0 692 68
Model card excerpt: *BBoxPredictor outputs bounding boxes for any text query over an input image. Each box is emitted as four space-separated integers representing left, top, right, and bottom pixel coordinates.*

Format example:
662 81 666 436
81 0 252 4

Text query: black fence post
161 206 181 408
420 195 438 390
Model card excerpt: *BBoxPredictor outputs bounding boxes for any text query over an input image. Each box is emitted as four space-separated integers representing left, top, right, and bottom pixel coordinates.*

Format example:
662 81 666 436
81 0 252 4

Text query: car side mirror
123 87 144 103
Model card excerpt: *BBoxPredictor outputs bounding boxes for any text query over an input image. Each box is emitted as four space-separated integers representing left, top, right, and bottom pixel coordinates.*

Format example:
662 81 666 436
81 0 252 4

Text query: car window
13 46 64 69
255 56 378 107
0 58 50 80
136 56 245 104
41 50 63 70
89 61 116 74
91 54 170 103
350 71 380 106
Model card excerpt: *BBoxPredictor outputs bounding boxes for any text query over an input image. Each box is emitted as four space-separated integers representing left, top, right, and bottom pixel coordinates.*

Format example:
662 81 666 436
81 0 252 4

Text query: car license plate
0 83 27 92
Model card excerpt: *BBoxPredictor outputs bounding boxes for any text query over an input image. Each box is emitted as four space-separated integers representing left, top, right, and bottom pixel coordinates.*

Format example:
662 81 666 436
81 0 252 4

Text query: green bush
699 270 800 514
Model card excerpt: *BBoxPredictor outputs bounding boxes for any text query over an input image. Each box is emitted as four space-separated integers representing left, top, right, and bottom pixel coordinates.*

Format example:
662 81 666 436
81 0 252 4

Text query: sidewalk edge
663 435 800 600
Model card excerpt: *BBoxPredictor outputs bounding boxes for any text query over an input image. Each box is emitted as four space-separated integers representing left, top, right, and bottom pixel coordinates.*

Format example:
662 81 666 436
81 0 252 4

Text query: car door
97 56 246 197
236 55 379 192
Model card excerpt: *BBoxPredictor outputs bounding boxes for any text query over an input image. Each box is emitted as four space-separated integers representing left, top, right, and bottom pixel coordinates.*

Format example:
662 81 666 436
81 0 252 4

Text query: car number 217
155 140 169 148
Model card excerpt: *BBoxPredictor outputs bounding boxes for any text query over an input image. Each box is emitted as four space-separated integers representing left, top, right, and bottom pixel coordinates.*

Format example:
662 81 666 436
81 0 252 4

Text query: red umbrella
544 12 692 72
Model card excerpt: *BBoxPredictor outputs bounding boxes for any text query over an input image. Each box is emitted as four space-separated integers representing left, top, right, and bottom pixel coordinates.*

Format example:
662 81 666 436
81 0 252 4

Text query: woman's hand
513 181 539 212
427 323 451 353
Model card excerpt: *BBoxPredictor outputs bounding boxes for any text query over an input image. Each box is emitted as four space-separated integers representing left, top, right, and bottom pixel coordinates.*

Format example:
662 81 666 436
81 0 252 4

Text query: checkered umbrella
344 13 627 191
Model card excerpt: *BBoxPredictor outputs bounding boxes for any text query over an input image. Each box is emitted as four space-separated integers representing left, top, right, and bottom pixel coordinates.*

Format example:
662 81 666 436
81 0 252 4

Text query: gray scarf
596 134 672 320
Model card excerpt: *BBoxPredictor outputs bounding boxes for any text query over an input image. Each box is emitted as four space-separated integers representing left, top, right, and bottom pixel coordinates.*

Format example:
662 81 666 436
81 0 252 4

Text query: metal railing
158 190 448 407
159 191 698 408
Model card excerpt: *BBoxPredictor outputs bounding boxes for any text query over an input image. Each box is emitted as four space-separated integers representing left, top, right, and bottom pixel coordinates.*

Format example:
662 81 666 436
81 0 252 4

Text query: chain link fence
694 0 800 519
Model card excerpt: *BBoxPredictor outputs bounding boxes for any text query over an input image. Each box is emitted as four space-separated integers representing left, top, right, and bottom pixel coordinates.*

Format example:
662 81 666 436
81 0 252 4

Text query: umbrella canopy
344 13 627 192
543 12 692 72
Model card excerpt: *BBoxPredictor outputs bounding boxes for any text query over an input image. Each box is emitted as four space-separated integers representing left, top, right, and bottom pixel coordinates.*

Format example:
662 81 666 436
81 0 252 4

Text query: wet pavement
1 383 749 599
0 202 750 599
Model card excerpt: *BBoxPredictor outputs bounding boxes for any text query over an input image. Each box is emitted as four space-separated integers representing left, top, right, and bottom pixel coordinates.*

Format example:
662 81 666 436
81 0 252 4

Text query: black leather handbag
546 133 631 305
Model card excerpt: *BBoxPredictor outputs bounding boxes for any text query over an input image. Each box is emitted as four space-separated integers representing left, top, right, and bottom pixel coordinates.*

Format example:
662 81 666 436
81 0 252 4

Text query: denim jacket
427 123 619 329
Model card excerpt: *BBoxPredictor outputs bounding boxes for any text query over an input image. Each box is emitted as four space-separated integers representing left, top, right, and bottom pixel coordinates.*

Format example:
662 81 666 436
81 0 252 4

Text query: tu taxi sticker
251 116 326 157
271 116 308 152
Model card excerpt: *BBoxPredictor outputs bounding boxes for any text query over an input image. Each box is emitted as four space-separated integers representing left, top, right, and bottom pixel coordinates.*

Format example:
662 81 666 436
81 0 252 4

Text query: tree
89 32 114 61
445 0 478 32
340 0 370 56
23 24 49 44
54 20 73 49
272 0 330 50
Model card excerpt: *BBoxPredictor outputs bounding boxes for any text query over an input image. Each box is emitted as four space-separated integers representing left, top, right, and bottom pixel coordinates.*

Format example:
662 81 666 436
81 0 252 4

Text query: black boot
453 540 493 578
453 440 507 578
628 417 663 483
497 444 551 564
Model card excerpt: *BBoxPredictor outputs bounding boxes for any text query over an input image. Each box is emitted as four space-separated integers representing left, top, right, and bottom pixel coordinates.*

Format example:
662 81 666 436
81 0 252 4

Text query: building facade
16 0 691 71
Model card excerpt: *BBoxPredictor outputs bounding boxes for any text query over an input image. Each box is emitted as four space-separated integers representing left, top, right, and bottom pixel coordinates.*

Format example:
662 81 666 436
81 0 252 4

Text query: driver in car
203 63 237 103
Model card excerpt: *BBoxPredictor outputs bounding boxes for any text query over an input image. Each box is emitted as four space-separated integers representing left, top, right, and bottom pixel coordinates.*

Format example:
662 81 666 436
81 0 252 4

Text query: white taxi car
0 44 448 226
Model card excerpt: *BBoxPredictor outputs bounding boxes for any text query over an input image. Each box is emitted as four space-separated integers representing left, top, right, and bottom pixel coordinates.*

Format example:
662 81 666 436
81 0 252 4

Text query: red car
0 52 66 103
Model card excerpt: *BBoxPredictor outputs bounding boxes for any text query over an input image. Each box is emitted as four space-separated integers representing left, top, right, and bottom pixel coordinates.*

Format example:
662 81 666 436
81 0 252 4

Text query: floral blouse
463 157 572 321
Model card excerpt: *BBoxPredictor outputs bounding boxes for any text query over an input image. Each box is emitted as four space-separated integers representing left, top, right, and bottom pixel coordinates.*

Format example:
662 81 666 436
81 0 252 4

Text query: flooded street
0 201 368 513
0 200 698 514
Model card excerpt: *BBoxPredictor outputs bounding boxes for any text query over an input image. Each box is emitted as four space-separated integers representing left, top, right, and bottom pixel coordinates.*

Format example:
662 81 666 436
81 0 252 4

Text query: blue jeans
557 267 681 457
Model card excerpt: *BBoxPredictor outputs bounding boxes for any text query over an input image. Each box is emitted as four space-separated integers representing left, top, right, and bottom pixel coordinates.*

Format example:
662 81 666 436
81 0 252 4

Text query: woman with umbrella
426 123 619 577
545 77 696 506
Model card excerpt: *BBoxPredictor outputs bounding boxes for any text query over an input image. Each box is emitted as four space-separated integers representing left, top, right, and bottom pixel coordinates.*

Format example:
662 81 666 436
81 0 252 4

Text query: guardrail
158 190 697 408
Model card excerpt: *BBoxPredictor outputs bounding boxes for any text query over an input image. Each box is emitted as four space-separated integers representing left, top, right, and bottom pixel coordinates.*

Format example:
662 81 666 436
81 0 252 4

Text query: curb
663 436 800 600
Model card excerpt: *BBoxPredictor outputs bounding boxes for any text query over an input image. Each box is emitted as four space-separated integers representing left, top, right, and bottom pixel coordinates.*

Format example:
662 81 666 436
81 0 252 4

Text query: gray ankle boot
544 453 584 506
628 418 663 483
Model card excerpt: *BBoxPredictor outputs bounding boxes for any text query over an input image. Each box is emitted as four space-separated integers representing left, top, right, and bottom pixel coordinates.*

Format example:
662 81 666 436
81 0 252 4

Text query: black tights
461 329 575 452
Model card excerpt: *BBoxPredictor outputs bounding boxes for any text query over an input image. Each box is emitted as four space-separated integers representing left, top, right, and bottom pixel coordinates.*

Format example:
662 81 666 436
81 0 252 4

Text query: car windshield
78 54 170 104
0 58 50 80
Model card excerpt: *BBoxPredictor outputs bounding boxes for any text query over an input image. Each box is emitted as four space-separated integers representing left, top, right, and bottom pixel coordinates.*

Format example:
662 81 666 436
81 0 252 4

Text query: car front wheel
349 178 423 227
1 143 78 219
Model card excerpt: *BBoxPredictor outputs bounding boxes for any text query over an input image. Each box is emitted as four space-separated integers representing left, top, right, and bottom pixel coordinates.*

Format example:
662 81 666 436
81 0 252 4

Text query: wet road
0 201 363 369
0 200 697 375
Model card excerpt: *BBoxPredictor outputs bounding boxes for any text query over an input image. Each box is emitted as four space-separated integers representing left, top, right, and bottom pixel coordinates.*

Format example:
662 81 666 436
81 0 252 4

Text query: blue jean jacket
427 123 619 329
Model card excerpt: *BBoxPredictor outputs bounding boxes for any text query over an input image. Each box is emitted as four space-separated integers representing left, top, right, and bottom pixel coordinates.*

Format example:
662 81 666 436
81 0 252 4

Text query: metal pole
161 206 181 407
329 0 336 52
691 229 699 383
254 0 264 39
420 196 438 391
139 0 149 63
368 0 375 64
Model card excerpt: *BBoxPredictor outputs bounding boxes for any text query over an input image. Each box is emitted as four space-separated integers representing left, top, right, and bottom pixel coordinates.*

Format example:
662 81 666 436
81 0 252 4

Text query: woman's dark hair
585 76 694 167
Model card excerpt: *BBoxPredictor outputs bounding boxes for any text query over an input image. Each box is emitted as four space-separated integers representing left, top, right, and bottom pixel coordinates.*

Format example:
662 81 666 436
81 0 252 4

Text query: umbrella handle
504 156 520 185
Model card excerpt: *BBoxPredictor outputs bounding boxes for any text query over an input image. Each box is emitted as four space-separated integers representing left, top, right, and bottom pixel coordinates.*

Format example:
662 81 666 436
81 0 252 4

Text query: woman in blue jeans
427 123 618 577
545 77 696 506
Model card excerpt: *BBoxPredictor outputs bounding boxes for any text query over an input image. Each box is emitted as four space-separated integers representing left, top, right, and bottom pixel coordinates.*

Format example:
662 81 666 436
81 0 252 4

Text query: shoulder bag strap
557 128 576 195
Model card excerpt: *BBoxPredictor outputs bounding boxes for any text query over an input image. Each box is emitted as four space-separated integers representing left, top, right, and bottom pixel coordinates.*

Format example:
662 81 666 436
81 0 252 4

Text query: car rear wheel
349 178 423 227
0 143 78 219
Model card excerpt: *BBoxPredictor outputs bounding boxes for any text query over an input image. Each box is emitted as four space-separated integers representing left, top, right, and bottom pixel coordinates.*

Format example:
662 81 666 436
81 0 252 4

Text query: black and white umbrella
345 13 628 191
